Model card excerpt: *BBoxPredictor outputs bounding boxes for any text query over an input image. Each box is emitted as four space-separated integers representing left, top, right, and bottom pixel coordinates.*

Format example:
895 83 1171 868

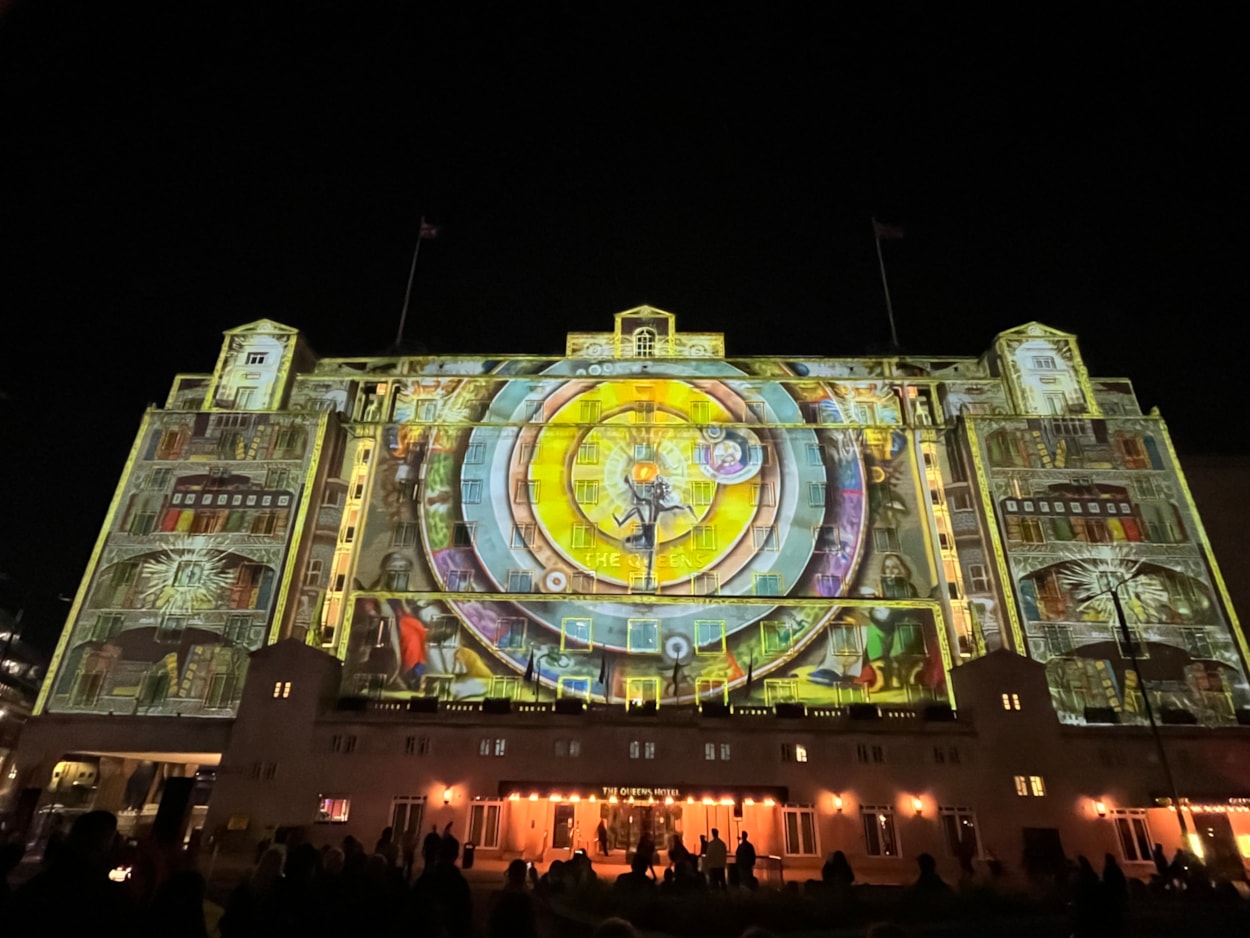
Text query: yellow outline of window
626 618 661 654
764 679 800 706
694 619 727 656
696 677 729 705
625 676 660 708
558 676 592 700
560 617 593 653
760 620 792 655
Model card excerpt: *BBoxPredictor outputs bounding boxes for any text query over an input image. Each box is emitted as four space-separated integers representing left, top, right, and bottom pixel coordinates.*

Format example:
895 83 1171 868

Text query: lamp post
1099 573 1189 841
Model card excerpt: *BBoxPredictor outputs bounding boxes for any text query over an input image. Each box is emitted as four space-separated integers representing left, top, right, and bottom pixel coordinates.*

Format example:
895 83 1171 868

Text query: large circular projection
420 364 869 702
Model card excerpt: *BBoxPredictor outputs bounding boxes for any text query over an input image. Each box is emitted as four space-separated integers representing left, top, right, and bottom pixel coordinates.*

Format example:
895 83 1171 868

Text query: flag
598 655 607 686
744 656 754 696
524 649 535 683
873 219 904 240
419 216 440 240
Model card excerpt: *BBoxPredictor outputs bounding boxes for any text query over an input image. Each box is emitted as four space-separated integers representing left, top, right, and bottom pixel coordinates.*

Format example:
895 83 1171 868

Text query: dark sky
2 3 1246 651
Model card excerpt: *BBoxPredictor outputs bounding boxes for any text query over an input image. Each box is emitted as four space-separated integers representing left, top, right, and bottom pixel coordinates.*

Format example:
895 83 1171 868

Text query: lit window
1030 775 1046 797
272 681 291 699
782 805 819 856
705 742 716 761
861 806 899 857
1001 693 1021 711
645 741 655 759
246 352 268 365
719 743 731 761
1111 809 1152 862
939 807 980 858
782 743 808 763
1014 775 1029 797
633 328 656 357
317 796 350 823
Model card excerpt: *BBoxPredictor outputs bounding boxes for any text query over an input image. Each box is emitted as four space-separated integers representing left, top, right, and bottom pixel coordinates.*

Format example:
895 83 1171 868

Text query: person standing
735 832 757 889
704 829 728 890
597 819 610 857
421 824 442 870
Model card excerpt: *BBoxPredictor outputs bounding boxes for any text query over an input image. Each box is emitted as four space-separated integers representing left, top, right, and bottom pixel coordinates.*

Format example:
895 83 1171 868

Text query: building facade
13 309 1250 879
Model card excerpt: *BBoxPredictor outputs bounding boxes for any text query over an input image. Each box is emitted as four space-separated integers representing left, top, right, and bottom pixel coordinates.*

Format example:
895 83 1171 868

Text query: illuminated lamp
687 796 695 804
763 798 776 807
609 795 619 804
628 796 635 804
443 787 453 805
912 796 923 816
550 794 562 802
702 797 716 806
508 793 520 801
744 798 755 806
529 793 539 802
720 797 734 806
589 795 597 802
833 795 844 813
665 796 674 805
1094 800 1108 818
569 794 581 803
632 461 660 485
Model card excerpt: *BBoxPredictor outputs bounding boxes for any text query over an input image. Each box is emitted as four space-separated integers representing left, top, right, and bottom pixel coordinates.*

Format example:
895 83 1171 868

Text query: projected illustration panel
344 366 948 705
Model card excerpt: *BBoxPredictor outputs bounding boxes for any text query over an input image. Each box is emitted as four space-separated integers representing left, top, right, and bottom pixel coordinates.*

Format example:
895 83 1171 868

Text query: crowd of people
2 809 1247 938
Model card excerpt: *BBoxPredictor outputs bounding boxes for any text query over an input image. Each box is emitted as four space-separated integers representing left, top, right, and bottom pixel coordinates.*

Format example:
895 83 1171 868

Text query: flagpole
871 218 901 349
395 230 424 348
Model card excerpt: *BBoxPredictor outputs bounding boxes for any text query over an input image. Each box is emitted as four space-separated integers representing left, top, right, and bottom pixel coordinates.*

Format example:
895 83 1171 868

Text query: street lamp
1098 572 1189 841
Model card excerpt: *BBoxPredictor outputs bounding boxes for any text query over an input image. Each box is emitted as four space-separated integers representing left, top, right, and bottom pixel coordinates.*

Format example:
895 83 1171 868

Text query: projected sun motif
138 547 234 613
1058 555 1171 624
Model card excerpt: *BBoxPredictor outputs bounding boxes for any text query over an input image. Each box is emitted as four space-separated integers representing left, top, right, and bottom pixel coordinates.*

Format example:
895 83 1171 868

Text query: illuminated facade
15 310 1250 878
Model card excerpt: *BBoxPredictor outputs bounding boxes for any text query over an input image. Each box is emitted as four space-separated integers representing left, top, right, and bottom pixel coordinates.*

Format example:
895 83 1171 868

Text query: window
782 806 819 856
872 527 900 553
245 351 268 365
1001 693 1021 711
1180 628 1213 659
156 615 186 643
91 614 124 642
695 620 726 655
968 564 989 592
692 525 717 551
574 480 600 504
754 526 779 550
940 808 981 858
506 570 534 593
862 806 899 857
468 801 503 849
1014 775 1046 796
272 680 291 699
446 569 474 591
561 617 593 652
782 743 809 763
404 735 430 756
393 522 419 547
128 511 157 535
515 480 540 503
576 442 600 465
629 740 656 760
752 483 776 506
633 328 656 357
1112 810 1152 862
554 739 582 758
479 737 507 757
461 480 483 504
856 743 885 764
761 620 793 655
452 523 475 547
627 618 660 653
703 742 731 761
464 441 485 464
719 743 731 761
704 742 716 761
691 572 719 595
578 400 601 423
1032 356 1057 370
1040 624 1075 656
317 797 350 823
691 400 711 423
806 443 825 466
496 618 526 650
331 734 357 754
753 573 782 596
511 524 535 549
689 481 715 506
808 482 827 508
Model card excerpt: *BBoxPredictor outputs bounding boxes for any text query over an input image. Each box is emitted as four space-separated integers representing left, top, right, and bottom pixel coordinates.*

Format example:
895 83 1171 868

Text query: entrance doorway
553 804 576 849
391 796 426 842
1192 812 1244 877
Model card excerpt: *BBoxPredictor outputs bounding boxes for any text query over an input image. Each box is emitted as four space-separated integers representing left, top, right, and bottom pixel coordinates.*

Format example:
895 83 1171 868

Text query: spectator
736 832 757 889
704 828 728 889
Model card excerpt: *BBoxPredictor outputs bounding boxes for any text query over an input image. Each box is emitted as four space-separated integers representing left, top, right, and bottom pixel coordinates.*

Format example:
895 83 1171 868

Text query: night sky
2 4 1246 652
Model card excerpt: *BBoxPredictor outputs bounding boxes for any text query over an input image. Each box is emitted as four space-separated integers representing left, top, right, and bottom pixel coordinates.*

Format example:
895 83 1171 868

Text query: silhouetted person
907 853 951 900
411 834 471 938
613 852 657 895
0 842 25 918
669 832 691 869
220 845 286 938
822 850 855 889
705 828 728 889
636 830 657 878
736 831 757 889
14 810 130 937
146 870 209 938
374 826 400 869
1069 855 1101 938
488 859 537 938
1102 853 1127 936
598 818 610 856
592 918 642 938
400 827 418 881
421 824 442 870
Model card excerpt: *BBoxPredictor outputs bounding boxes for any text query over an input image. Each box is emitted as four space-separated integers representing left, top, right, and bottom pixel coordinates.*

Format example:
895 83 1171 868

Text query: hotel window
806 443 825 466
316 796 351 823
489 676 520 699
245 351 268 365
574 480 600 504
524 400 544 422
689 481 715 506
856 743 885 764
633 328 656 358
1001 693 1021 711
719 743 731 761
968 564 989 592
627 618 660 654
704 742 716 761
572 572 597 593
510 524 535 549
782 743 808 763
629 573 656 593
453 523 475 547
1032 356 1057 370
404 736 431 756
225 613 252 643
464 441 485 464
690 400 711 423
629 740 656 760
695 620 727 655
1112 810 1152 862
331 734 357 754
1014 774 1046 796
862 806 899 857
633 443 654 462
1040 624 1075 656
1180 628 1213 659
496 618 526 650
506 570 534 593
692 525 717 551
156 615 187 643
128 511 157 535
558 676 592 700
691 572 719 595
764 679 799 705
940 807 981 858
272 681 292 699
561 617 593 652
1114 627 1149 660
392 522 419 547
754 525 779 550
576 442 600 465
872 527 900 553
479 738 507 757
91 614 124 642
761 620 793 655
782 805 819 856
753 573 782 596
446 570 474 591
461 480 483 504
579 399 602 423
468 801 503 849
752 483 776 507
808 482 827 508
515 480 540 503
554 739 582 758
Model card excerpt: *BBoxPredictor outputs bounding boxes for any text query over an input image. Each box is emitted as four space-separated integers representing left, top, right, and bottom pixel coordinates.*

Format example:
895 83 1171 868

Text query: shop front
496 781 789 862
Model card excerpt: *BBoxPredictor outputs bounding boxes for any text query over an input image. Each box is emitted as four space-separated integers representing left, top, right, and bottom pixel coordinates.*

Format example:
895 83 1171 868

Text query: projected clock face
418 366 869 703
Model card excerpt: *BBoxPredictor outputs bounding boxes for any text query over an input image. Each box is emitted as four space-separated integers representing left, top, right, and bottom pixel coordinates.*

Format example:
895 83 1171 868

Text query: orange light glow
833 795 843 812
744 798 755 806
632 461 659 484
609 795 618 804
529 793 539 802
550 794 562 802
763 798 776 807
508 793 520 801
720 797 734 806
911 797 923 815
665 796 674 805
702 797 715 806
569 794 581 803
